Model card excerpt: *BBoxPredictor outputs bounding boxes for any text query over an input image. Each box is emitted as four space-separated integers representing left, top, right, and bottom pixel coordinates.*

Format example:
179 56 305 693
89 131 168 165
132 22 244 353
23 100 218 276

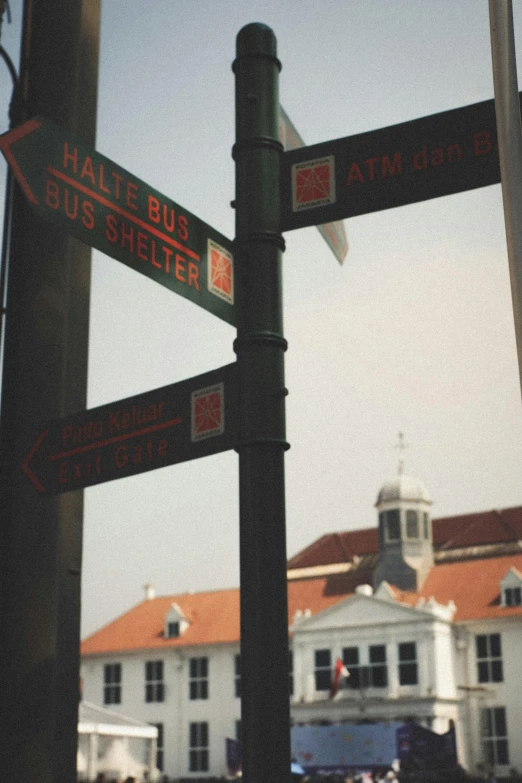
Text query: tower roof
376 474 432 506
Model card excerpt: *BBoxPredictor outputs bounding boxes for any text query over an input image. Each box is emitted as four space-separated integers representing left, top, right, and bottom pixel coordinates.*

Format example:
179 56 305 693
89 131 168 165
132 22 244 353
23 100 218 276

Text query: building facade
81 474 522 779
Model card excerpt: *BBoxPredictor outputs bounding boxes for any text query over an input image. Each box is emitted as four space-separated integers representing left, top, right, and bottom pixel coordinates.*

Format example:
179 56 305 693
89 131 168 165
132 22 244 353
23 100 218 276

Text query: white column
87 732 98 781
387 641 399 698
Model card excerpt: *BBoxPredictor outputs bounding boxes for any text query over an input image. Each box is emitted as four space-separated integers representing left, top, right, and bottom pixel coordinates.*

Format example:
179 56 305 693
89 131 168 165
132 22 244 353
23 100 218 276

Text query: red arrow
21 429 48 494
21 417 183 494
0 118 42 205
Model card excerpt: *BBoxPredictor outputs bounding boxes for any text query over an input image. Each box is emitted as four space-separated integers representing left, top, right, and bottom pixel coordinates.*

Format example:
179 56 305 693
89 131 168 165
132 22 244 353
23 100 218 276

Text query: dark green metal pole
233 24 291 783
0 2 100 781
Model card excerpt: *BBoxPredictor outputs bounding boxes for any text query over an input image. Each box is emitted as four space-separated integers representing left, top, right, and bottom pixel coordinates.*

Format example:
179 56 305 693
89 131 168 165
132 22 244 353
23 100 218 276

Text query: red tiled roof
81 552 522 656
288 528 378 569
433 508 522 549
287 506 522 569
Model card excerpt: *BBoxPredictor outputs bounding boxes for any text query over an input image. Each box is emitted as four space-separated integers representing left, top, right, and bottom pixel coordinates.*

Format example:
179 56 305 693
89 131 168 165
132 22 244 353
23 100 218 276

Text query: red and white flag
329 658 349 699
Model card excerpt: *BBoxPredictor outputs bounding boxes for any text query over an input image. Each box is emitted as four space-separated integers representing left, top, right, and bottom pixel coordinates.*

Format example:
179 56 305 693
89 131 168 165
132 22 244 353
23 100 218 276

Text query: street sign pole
233 24 291 783
0 2 100 781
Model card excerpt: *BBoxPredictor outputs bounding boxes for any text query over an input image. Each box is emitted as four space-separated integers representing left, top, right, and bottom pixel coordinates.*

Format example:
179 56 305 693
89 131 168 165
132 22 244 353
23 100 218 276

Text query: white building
77 701 158 781
81 473 522 779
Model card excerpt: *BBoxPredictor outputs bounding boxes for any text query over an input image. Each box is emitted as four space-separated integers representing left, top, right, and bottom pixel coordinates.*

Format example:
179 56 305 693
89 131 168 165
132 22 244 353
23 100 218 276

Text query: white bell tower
373 434 433 591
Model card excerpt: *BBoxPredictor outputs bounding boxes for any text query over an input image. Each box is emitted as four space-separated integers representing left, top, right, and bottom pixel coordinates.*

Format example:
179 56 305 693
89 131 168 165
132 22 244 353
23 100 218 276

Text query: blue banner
291 723 403 772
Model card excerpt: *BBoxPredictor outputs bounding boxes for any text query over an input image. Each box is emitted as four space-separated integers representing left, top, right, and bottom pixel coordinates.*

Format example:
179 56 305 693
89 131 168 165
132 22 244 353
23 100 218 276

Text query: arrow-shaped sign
0 118 236 325
22 363 238 495
280 95 508 229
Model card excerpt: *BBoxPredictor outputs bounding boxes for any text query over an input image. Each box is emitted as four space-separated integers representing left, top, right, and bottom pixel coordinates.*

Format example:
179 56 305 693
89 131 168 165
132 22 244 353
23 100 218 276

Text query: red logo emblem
292 156 336 212
208 240 234 304
191 383 225 441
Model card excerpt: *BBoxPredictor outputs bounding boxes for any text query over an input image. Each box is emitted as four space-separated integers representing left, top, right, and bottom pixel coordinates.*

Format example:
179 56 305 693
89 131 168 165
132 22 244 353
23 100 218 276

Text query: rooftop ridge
287 563 352 580
435 540 522 562
433 504 522 524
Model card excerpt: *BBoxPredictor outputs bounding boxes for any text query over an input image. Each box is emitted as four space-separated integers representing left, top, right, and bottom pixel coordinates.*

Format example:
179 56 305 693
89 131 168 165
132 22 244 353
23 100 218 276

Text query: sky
1 1 522 638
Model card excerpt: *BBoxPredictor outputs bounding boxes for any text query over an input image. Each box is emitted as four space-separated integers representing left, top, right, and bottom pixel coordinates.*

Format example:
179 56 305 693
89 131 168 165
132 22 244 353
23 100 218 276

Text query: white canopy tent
78 701 158 781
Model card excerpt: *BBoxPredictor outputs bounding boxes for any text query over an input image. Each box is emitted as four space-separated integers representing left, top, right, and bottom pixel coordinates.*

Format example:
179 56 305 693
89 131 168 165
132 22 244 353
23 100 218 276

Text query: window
386 509 401 541
234 654 241 698
189 656 208 699
145 660 164 703
368 644 388 687
151 723 164 772
504 586 522 606
476 634 503 683
398 642 418 685
406 510 419 538
423 512 430 539
314 649 331 691
481 707 509 766
343 644 388 690
378 513 385 543
288 650 294 697
189 721 209 772
343 646 387 689
104 663 121 705
167 621 179 638
343 646 361 689
380 510 401 541
164 601 189 639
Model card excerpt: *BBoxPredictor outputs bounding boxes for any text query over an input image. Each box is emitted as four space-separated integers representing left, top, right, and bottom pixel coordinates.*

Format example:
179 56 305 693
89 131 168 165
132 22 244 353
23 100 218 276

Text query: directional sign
0 118 236 325
279 105 348 264
281 95 508 230
22 363 237 495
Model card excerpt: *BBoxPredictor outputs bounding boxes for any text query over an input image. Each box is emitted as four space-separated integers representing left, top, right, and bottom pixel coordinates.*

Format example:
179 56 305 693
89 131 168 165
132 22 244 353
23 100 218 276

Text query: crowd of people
84 769 510 783
301 772 398 783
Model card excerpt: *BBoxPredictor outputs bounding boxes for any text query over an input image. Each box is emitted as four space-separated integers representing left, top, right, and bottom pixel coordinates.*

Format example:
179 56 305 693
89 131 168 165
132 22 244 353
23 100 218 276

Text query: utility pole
233 24 291 783
0 2 100 781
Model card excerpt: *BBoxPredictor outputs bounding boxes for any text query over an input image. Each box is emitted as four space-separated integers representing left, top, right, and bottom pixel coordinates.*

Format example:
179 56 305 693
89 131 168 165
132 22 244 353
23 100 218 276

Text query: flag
329 657 349 699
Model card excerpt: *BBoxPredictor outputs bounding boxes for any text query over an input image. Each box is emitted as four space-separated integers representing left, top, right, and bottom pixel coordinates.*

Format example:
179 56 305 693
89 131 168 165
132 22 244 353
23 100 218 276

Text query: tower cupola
373 436 433 591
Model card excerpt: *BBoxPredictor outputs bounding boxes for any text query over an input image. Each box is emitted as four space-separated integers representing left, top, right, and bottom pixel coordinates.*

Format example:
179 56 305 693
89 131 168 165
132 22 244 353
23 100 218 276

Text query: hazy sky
2 1 522 638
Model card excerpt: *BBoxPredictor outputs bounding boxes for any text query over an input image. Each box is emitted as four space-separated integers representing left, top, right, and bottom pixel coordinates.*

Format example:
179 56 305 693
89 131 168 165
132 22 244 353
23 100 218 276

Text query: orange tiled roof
81 589 240 656
81 552 522 656
418 553 522 621
81 575 360 656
